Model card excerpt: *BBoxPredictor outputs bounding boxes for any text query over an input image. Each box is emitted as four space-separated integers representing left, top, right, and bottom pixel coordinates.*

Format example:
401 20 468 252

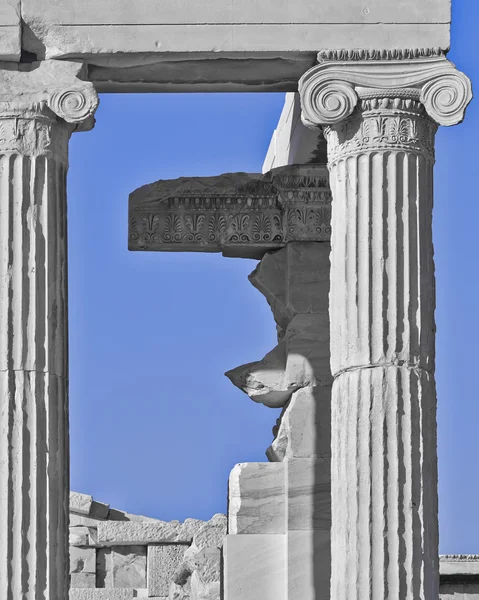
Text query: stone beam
129 165 331 259
10 1 450 91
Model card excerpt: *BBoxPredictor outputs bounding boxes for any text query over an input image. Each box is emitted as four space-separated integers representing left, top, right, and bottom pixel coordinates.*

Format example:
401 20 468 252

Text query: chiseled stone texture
70 590 134 600
68 492 226 598
228 462 285 535
223 534 285 600
97 519 203 546
173 514 227 600
148 545 186 597
70 546 96 576
71 492 94 516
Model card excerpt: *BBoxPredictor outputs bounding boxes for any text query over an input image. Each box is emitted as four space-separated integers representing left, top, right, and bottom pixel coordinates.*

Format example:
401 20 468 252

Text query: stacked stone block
69 492 226 600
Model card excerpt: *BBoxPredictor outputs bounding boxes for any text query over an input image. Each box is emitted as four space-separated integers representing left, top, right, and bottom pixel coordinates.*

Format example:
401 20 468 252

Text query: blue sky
67 3 478 554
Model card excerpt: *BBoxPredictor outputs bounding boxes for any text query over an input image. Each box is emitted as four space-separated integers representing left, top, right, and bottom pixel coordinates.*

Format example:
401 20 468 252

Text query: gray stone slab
21 0 450 25
70 526 98 547
69 590 134 600
70 573 96 588
20 0 450 91
440 555 479 576
70 492 93 516
223 534 286 600
111 546 147 588
70 546 96 575
148 545 186 597
286 458 331 531
229 463 285 535
287 530 330 600
0 0 20 61
97 520 203 546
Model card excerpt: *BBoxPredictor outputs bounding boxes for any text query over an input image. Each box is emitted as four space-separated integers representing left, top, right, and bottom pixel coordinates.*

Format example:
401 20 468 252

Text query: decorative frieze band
129 165 331 259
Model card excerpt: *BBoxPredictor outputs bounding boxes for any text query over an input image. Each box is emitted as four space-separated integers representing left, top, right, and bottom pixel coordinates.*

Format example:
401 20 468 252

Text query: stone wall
69 492 226 600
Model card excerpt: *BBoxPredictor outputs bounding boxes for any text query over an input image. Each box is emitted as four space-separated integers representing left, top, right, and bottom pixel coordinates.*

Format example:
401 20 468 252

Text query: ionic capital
299 49 472 128
0 61 99 157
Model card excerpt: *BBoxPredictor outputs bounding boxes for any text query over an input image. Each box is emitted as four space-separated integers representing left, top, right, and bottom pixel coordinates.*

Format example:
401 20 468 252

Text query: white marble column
299 49 472 600
0 61 98 599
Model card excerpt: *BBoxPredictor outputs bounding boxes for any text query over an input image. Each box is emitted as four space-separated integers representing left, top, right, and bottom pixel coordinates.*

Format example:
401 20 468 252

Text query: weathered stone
71 513 105 528
70 547 96 576
285 458 330 531
90 501 110 520
228 463 285 535
97 520 203 546
71 492 94 516
263 93 325 173
70 526 98 547
174 515 226 600
129 166 331 259
70 573 96 588
70 590 134 600
226 314 330 409
266 386 331 462
95 548 111 588
440 555 479 576
22 0 450 93
223 534 285 600
148 545 186 597
111 546 147 589
287 530 330 600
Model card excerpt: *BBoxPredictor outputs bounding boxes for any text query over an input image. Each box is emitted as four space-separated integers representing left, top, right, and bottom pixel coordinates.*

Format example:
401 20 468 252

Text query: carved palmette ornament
128 166 332 259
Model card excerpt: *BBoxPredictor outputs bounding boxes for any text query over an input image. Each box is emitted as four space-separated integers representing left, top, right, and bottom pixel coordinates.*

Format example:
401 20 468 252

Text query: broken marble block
70 526 98 547
228 462 285 534
148 545 186 597
96 545 147 588
70 492 93 516
267 386 331 462
174 514 227 600
70 546 96 578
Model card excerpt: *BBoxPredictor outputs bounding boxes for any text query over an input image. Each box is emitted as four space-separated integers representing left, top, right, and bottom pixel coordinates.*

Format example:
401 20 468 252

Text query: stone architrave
299 48 472 600
0 61 98 600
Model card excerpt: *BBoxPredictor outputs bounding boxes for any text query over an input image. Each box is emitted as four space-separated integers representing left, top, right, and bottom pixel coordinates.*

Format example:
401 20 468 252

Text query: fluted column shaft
0 62 98 600
299 51 472 600
325 98 438 600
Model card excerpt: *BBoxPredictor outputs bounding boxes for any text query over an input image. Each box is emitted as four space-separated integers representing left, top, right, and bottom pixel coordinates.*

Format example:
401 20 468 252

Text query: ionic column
299 49 472 600
0 61 98 599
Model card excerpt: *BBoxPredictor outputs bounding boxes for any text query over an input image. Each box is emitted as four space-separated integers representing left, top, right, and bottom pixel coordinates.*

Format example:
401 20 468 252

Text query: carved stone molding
129 165 331 259
299 52 472 128
324 98 438 164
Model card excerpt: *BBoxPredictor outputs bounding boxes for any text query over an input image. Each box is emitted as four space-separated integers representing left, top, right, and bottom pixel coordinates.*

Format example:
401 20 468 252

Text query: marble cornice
128 165 332 259
299 50 472 128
